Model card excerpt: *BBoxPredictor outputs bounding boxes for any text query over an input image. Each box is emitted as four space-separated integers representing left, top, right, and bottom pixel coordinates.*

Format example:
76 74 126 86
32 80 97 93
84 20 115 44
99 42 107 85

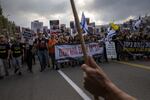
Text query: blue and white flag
106 27 117 42
133 17 142 30
81 12 88 35
134 19 142 30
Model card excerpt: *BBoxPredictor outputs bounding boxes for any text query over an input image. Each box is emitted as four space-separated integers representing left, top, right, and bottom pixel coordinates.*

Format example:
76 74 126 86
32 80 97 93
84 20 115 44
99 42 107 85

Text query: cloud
1 0 71 27
2 0 70 15
1 0 150 27
85 0 150 22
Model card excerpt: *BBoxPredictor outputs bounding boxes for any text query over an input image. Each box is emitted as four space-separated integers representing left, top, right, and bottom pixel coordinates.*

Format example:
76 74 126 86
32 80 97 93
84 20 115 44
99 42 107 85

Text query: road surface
0 60 150 100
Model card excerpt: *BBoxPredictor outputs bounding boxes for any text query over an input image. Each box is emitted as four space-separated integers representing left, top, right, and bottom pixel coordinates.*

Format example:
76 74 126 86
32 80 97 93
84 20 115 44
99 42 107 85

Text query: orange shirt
48 39 57 54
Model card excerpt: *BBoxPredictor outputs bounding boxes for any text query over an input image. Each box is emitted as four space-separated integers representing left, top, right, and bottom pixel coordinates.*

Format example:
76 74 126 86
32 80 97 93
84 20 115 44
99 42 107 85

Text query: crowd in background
0 16 150 79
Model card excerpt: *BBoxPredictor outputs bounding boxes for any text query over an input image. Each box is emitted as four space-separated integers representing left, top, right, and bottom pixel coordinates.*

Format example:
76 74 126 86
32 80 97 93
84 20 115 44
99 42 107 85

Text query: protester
48 34 58 70
34 33 49 72
81 56 136 100
32 41 36 65
11 34 24 75
0 35 11 79
24 38 33 73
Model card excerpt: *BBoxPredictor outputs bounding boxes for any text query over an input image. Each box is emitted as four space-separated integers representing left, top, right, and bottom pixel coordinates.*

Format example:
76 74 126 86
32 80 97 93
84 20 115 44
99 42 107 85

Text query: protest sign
50 20 59 30
105 42 117 59
22 28 33 39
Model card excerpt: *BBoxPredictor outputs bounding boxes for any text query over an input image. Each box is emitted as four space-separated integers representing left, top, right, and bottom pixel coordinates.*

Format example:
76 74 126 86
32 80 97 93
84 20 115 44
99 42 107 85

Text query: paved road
0 60 150 100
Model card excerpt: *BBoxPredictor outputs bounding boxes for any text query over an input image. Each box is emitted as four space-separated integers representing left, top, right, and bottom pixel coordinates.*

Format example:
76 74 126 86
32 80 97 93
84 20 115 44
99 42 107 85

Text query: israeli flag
133 17 142 30
134 19 141 30
81 12 88 35
106 27 117 41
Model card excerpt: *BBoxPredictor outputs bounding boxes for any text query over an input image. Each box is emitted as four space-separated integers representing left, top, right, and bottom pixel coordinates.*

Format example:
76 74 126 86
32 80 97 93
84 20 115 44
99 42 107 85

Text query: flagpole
70 0 99 100
70 0 88 62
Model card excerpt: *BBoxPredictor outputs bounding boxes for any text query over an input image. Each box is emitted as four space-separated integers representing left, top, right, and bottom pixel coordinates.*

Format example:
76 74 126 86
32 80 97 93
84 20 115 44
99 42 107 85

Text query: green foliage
0 4 17 34
0 4 2 15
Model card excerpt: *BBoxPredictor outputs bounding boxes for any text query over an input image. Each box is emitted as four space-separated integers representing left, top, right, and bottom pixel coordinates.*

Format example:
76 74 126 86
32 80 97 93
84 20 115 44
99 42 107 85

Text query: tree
0 4 2 15
0 3 18 35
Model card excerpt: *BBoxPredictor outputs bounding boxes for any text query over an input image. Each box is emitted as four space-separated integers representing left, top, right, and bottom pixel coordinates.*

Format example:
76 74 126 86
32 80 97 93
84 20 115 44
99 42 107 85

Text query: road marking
58 70 91 100
115 61 150 70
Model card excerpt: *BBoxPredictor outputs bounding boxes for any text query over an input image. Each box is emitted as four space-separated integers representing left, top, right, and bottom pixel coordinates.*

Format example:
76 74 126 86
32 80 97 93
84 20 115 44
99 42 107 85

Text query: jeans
49 53 56 68
0 59 9 76
37 50 49 69
12 56 22 73
26 51 33 71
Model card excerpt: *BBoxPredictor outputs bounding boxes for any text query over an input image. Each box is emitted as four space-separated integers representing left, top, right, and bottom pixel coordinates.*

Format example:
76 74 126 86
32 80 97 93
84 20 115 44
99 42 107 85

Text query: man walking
11 34 24 75
48 34 58 70
25 38 33 73
34 33 49 72
0 35 11 79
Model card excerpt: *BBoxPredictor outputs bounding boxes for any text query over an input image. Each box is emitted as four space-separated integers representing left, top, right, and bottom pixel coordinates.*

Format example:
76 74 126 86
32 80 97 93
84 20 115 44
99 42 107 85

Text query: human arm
81 57 136 100
7 44 11 60
7 49 11 60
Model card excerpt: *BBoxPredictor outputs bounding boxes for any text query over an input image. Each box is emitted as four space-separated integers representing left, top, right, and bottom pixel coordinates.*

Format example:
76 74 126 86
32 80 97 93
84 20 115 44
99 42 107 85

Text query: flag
105 26 117 42
81 12 88 35
110 23 119 31
70 29 77 37
134 19 141 30
133 16 142 30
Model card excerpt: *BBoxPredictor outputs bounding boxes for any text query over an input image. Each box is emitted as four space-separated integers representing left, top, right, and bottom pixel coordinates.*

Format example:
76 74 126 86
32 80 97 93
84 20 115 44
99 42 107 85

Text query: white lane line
58 70 91 100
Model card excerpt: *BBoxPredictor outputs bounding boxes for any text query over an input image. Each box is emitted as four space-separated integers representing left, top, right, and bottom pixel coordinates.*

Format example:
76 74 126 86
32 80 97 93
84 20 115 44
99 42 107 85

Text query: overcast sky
1 0 150 28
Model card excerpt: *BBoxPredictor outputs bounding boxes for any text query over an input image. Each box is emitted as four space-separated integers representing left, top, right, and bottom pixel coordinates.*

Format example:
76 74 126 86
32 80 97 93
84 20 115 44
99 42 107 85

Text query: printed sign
55 43 104 60
105 42 117 59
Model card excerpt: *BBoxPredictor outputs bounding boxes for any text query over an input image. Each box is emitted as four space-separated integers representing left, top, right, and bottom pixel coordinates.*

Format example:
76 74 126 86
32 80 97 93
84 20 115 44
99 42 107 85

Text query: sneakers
0 76 4 80
40 68 45 72
14 68 19 74
55 67 60 70
27 68 33 73
18 72 22 76
29 70 33 73
48 65 51 68
5 72 9 76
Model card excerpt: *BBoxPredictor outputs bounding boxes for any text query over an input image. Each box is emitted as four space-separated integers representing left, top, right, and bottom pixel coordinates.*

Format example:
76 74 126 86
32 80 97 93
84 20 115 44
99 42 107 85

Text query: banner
55 43 104 60
105 42 117 59
122 41 150 53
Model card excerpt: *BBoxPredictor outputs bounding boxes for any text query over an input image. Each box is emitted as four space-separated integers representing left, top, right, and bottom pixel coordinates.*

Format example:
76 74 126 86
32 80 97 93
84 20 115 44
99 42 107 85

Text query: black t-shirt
35 38 47 50
0 43 10 59
11 43 23 57
25 43 33 53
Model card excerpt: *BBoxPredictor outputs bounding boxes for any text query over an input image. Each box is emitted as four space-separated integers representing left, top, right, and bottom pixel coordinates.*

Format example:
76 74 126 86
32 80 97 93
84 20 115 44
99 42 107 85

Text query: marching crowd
0 32 58 79
0 23 150 79
0 32 137 100
0 31 104 80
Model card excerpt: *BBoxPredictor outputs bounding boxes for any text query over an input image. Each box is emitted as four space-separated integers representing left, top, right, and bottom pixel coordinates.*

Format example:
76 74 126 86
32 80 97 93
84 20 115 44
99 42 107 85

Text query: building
31 20 43 33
